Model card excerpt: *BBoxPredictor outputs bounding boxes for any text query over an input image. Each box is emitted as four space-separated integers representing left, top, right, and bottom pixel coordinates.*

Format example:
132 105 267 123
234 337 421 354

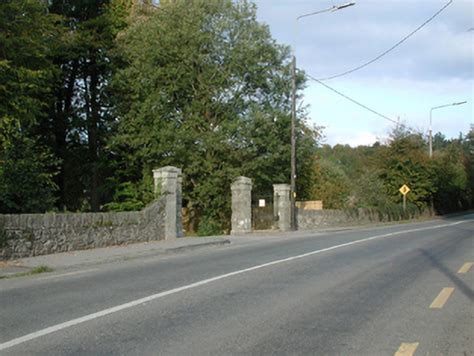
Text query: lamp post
429 101 467 158
290 2 355 230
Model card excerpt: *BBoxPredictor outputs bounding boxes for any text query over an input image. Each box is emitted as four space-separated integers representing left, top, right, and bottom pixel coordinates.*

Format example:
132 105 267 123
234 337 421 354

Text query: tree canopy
0 0 59 213
311 126 473 214
111 0 318 232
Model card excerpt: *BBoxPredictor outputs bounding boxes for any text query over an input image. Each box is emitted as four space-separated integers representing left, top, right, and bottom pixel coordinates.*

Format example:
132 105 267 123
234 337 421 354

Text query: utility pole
290 2 355 230
290 55 297 230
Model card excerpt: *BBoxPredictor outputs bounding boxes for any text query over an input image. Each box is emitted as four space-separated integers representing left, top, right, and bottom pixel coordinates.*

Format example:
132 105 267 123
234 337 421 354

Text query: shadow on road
419 247 473 301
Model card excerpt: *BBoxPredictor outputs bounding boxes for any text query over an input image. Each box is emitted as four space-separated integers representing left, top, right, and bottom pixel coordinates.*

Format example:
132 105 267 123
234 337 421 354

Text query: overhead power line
317 0 454 81
307 74 399 125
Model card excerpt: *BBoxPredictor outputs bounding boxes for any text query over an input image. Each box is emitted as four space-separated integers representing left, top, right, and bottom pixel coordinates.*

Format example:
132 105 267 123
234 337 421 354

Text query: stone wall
0 199 166 260
297 207 430 230
0 166 185 260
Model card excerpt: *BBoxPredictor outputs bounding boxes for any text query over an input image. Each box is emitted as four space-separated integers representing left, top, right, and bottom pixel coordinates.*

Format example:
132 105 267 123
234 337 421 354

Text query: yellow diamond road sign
399 184 411 195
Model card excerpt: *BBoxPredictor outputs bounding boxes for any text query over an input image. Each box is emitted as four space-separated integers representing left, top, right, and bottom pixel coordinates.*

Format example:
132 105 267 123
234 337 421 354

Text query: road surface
1 216 473 355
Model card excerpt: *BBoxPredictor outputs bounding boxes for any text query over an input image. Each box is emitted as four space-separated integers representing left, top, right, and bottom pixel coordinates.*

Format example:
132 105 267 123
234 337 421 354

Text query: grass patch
30 265 54 274
0 265 54 279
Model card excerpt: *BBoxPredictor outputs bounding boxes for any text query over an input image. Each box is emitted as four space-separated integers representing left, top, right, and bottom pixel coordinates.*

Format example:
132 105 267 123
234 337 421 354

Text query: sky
252 0 473 146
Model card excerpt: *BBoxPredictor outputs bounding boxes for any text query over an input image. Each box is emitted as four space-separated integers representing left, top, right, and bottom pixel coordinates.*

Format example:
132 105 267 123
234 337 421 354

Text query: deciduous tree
111 0 318 231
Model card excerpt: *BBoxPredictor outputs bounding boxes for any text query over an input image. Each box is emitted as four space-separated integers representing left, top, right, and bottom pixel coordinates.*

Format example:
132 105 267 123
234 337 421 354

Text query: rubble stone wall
0 199 165 260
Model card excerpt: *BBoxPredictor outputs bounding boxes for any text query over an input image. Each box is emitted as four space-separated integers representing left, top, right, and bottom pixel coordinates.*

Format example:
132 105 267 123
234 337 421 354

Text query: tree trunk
86 59 100 212
54 60 78 210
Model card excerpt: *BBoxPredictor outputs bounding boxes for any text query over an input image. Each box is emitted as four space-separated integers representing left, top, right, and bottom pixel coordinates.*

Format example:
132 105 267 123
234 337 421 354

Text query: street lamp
290 2 355 230
429 101 467 158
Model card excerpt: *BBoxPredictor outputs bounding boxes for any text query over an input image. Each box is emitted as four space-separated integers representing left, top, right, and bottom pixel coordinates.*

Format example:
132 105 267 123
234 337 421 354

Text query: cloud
253 0 473 145
255 0 473 81
349 131 379 147
322 127 380 147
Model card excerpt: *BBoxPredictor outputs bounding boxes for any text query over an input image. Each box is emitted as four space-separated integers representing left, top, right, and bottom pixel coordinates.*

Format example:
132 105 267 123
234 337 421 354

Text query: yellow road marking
430 287 454 309
394 342 419 356
458 262 473 274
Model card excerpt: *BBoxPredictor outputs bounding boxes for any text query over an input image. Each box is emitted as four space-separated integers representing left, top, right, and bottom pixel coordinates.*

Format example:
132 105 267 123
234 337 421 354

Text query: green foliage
0 0 126 213
43 0 128 212
463 128 474 208
2 0 469 223
312 126 473 214
197 215 222 237
111 0 319 231
432 134 470 213
30 265 54 274
350 169 391 208
373 202 420 221
0 136 59 213
381 131 436 208
102 173 155 212
0 265 54 280
102 182 147 211
309 158 351 209
0 0 60 213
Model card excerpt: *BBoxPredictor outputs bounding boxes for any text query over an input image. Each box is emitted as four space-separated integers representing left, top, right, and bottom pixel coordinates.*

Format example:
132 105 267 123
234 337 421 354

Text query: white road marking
38 269 98 281
0 220 469 351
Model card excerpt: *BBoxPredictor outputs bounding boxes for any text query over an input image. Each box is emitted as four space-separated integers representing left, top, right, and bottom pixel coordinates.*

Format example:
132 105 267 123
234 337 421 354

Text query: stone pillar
231 176 252 235
175 168 183 237
153 166 183 239
273 184 291 232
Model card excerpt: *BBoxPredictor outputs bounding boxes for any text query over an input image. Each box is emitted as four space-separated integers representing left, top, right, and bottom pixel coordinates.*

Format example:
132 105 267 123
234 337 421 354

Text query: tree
349 168 391 208
464 127 474 208
378 129 435 209
45 0 125 211
308 158 351 209
0 0 59 213
111 0 318 231
305 126 472 215
432 133 472 213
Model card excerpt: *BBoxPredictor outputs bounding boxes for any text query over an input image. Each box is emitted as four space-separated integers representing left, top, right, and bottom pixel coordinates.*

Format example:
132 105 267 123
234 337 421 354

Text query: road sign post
399 184 411 211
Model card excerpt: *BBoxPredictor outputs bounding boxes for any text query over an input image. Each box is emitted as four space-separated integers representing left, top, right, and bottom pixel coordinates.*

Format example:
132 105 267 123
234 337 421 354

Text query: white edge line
0 219 468 351
38 269 99 281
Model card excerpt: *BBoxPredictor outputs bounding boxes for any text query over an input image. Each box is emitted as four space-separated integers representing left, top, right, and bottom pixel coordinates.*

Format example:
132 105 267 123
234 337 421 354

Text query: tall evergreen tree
46 0 122 211
0 0 59 213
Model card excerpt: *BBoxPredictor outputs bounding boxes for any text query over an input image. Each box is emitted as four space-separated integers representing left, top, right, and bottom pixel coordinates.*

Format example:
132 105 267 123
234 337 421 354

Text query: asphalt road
1 216 473 355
